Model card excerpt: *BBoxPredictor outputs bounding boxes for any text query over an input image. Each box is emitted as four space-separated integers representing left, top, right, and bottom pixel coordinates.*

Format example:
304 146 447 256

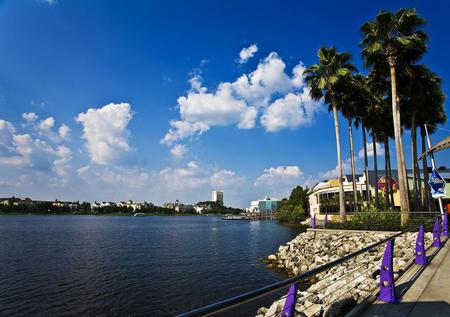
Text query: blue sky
0 0 449 207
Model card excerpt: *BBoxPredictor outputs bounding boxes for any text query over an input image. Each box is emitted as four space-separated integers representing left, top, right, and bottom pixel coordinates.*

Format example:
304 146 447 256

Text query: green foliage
326 206 437 231
195 201 242 215
277 186 309 223
0 199 242 216
0 201 92 214
360 8 428 69
305 46 357 106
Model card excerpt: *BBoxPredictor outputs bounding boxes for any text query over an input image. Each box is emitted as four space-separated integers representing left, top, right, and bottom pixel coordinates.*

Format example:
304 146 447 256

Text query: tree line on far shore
0 202 92 214
0 200 243 215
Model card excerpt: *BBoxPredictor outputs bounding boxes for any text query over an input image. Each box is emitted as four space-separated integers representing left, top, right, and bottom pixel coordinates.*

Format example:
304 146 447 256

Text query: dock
222 212 277 220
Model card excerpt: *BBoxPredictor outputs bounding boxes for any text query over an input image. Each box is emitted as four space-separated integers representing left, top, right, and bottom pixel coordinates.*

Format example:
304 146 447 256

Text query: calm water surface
0 215 303 316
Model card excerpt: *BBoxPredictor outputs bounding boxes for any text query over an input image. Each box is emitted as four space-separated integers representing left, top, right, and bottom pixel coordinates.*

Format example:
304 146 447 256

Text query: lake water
0 215 303 316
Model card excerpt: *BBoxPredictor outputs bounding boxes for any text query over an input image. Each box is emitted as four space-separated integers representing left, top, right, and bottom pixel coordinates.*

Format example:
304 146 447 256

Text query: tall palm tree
374 101 395 209
401 65 446 211
364 71 390 209
353 76 376 206
340 74 374 211
418 95 446 210
305 47 357 222
372 132 380 208
361 122 370 204
360 8 428 222
334 77 358 212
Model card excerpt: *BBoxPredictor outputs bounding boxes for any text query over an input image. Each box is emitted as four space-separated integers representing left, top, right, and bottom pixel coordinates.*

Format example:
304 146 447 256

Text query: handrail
176 216 440 317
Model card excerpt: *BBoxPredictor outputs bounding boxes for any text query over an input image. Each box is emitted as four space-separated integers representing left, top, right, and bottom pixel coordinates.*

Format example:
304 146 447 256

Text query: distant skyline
0 0 449 207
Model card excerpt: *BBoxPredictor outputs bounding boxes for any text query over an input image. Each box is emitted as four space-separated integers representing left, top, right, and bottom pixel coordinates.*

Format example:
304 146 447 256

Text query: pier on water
246 212 277 220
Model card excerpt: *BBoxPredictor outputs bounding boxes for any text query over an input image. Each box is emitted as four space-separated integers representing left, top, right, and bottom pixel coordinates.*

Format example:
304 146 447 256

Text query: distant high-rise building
212 191 224 205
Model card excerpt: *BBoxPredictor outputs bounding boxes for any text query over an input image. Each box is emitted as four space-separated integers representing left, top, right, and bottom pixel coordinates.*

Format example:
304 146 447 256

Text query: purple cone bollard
281 283 298 317
377 239 399 303
324 214 328 228
442 213 449 237
415 225 427 266
432 218 442 248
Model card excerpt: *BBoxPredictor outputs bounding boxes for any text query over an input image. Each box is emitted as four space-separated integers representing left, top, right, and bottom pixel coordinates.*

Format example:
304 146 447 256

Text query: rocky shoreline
257 229 433 317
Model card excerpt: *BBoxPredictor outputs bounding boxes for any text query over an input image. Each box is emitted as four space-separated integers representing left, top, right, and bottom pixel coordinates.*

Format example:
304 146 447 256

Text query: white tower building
212 191 224 205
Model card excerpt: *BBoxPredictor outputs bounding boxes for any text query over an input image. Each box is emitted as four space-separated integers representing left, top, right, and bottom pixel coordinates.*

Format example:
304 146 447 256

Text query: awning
420 136 450 160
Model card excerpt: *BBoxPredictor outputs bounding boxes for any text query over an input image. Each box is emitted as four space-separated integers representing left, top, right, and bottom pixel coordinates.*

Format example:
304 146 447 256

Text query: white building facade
212 191 224 204
246 196 279 213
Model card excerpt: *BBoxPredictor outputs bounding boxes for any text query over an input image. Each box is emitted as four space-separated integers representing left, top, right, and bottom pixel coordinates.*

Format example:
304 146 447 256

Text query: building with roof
246 196 279 213
308 168 450 221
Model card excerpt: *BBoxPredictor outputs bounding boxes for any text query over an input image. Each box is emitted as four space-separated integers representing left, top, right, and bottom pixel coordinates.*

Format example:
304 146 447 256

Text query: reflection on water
0 215 303 316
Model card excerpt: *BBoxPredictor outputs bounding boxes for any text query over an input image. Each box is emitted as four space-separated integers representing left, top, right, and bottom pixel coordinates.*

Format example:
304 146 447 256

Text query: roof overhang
420 136 450 160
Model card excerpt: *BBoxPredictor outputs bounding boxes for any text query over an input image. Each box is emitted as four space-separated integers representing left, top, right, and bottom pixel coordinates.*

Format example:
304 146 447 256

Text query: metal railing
177 212 447 317
314 211 441 231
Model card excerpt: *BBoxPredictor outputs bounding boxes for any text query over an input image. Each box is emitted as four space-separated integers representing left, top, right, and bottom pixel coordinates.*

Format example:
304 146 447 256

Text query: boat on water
133 213 146 217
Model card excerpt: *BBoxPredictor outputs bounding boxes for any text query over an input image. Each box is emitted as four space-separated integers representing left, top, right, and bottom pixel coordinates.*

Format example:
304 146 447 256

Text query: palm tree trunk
415 144 423 210
384 136 390 208
348 118 358 212
373 133 380 209
421 126 431 211
411 113 420 211
387 141 395 208
362 123 371 205
331 101 346 222
389 64 409 225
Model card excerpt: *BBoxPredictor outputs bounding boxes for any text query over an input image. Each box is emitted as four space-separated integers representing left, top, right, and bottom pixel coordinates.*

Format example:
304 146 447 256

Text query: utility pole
424 124 445 217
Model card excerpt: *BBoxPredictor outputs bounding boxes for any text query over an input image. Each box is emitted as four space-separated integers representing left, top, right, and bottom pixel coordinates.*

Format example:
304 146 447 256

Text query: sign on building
377 176 398 193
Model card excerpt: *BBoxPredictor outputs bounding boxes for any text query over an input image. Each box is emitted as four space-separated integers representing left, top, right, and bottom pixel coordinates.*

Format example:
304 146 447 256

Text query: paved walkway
361 238 450 316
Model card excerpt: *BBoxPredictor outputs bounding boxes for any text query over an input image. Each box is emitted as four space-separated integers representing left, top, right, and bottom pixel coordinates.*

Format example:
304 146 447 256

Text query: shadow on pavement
364 301 450 317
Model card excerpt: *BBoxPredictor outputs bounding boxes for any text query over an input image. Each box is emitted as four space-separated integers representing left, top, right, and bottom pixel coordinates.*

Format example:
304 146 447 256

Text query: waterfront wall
257 230 433 317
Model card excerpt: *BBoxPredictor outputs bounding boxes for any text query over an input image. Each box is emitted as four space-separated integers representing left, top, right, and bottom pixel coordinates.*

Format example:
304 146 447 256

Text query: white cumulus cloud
178 81 251 127
0 119 72 176
239 44 258 64
255 165 303 187
210 169 245 188
76 103 133 165
159 161 210 191
37 117 61 142
162 52 320 148
254 165 304 199
78 164 151 189
22 112 38 123
319 159 353 180
58 124 71 140
170 144 188 158
161 120 209 146
53 145 72 180
358 142 384 159
261 89 321 132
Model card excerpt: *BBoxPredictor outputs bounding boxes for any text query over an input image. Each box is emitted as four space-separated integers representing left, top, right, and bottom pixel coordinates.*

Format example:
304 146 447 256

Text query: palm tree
374 101 395 209
339 74 374 211
401 65 446 211
364 71 390 209
305 47 357 222
351 74 386 207
353 76 375 206
400 65 446 210
418 94 446 211
360 8 428 222
333 76 358 212
360 122 371 204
